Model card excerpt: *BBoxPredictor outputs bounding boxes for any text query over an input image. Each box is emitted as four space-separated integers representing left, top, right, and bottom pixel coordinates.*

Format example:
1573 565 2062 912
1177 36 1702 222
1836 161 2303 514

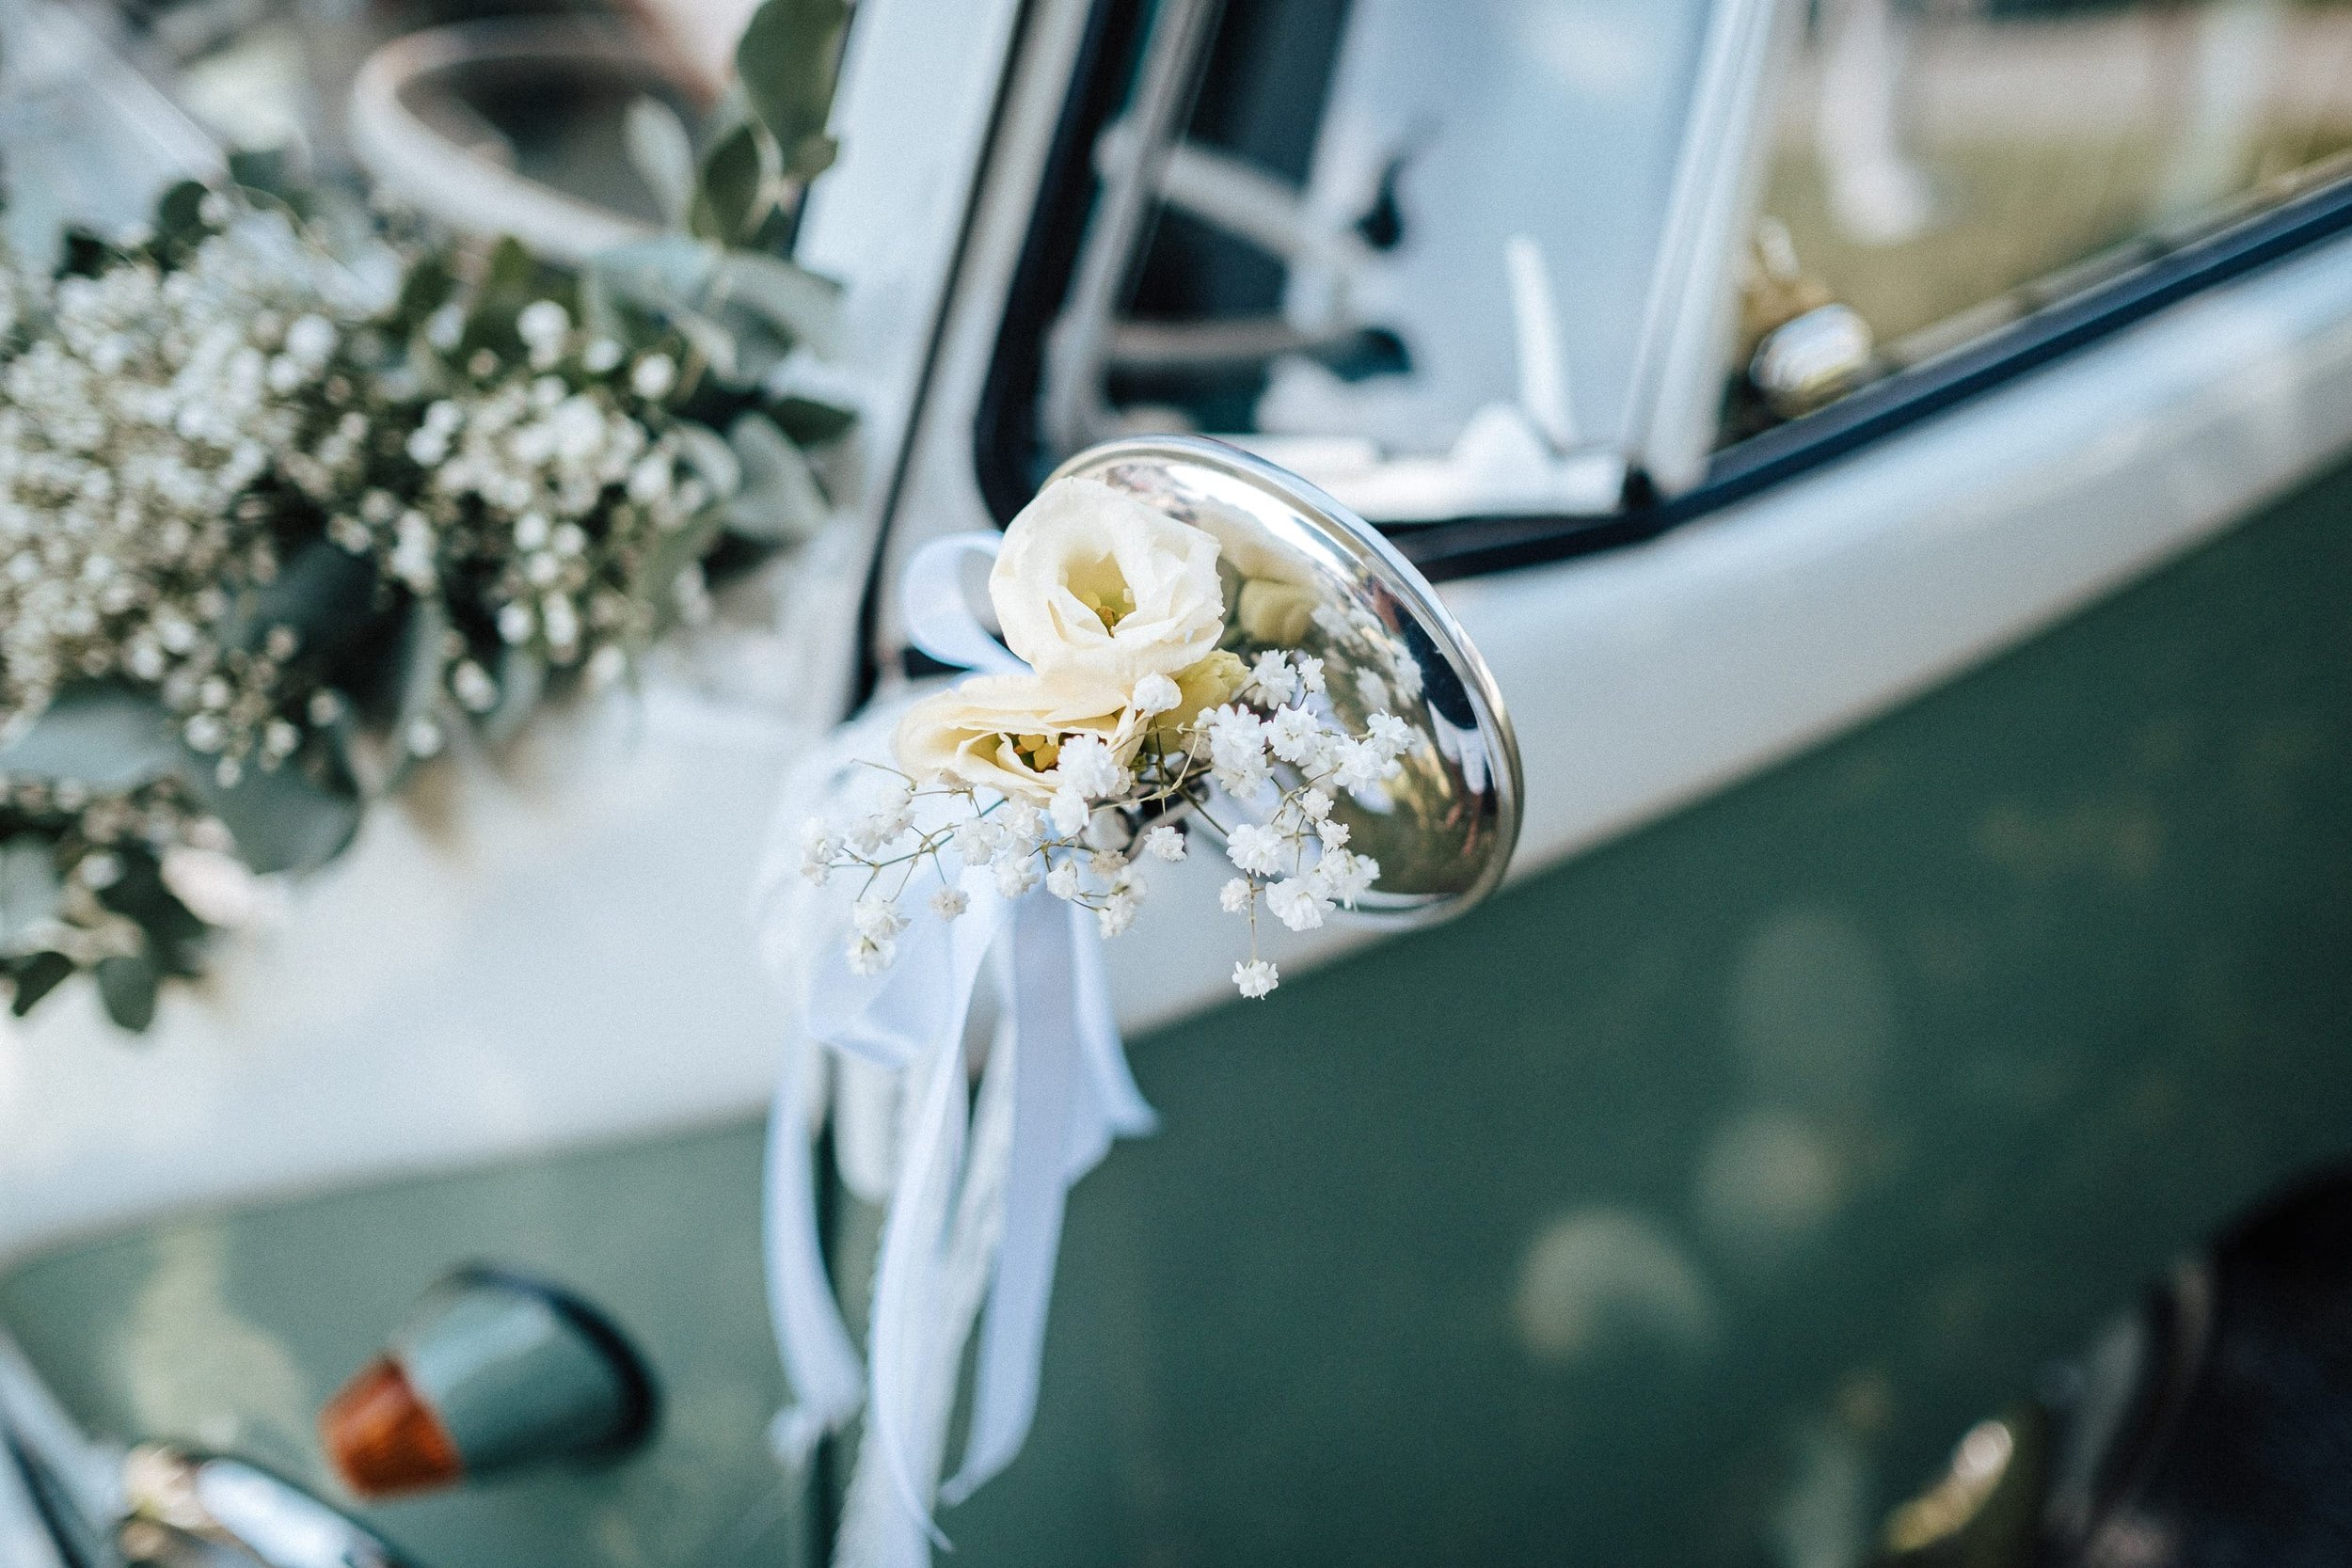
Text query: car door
5 1 2352 1566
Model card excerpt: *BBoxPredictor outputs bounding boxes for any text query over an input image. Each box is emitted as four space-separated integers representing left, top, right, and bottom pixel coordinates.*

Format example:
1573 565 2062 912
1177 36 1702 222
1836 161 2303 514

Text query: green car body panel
6 461 2350 1566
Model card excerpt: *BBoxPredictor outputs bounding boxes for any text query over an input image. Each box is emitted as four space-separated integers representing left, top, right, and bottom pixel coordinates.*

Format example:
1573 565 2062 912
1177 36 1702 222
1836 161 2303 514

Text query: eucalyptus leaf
94 951 158 1032
393 596 451 737
635 507 729 639
671 308 746 384
9 952 73 1018
593 234 716 304
229 540 380 659
96 852 208 976
227 147 298 202
0 837 61 950
691 120 775 245
765 394 856 449
783 134 837 184
183 741 362 876
0 683 182 791
710 250 841 358
624 96 700 230
390 250 459 335
463 236 575 358
151 181 214 264
725 413 828 542
674 420 743 499
480 645 546 749
735 0 850 172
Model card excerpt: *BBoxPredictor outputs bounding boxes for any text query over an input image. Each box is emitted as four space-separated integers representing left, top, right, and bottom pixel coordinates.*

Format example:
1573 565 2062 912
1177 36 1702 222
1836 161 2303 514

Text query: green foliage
0 0 862 1032
735 0 850 181
690 119 775 246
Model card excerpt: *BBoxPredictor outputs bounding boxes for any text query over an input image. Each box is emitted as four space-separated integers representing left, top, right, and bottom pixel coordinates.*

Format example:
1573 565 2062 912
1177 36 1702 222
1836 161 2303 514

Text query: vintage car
2 0 2350 1564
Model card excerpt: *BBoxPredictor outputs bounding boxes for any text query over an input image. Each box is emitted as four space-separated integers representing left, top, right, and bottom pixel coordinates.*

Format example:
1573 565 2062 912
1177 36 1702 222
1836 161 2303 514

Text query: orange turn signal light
320 1355 465 1498
319 1268 656 1502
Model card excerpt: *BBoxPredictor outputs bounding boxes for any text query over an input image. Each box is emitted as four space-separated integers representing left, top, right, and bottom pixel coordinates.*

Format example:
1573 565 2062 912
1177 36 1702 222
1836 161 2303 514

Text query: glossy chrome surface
1749 302 1875 418
2 1327 410 1568
1049 436 1523 918
120 1446 412 1568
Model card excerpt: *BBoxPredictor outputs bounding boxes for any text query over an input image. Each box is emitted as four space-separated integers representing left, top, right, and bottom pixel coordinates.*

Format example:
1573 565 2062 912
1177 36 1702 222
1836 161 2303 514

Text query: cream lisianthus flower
893 670 1141 802
990 477 1226 687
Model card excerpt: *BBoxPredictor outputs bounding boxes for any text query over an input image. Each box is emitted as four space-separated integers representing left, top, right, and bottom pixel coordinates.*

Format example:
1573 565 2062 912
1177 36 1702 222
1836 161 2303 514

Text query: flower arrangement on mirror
0 0 853 1030
798 479 1420 999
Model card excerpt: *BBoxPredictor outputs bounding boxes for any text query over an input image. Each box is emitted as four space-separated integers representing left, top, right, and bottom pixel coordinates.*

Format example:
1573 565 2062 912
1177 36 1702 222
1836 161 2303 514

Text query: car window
988 0 1744 525
1728 0 2352 437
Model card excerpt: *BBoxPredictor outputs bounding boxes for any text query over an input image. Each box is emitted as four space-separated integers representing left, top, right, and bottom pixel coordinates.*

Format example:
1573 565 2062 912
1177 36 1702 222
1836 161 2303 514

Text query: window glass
1731 0 2352 436
1016 0 1724 522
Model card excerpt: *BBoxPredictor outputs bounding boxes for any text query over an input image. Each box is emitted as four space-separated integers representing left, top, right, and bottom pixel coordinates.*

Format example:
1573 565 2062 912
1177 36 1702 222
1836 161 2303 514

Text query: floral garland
798 479 1415 997
0 0 852 1029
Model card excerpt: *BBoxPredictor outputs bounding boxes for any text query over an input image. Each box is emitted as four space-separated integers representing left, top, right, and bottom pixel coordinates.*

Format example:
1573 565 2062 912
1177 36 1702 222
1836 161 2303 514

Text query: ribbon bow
755 534 1157 1567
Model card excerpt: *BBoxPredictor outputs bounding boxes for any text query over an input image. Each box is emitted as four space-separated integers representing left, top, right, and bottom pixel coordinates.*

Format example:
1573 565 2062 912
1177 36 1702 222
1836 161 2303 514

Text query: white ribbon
755 534 1156 1567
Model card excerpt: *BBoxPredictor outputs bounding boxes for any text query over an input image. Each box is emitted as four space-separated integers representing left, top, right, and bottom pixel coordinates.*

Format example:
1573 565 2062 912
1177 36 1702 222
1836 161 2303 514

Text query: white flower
452 660 499 712
799 819 838 882
1050 785 1089 836
1310 847 1378 906
849 935 896 975
1140 825 1185 862
1132 672 1182 715
930 886 969 920
1219 877 1254 913
1202 703 1270 793
1000 802 1045 848
1295 654 1327 695
1299 787 1332 821
844 783 915 855
988 477 1225 687
1046 861 1083 900
1266 877 1330 933
1265 705 1321 765
630 353 677 400
1057 732 1129 800
1332 738 1391 794
1247 650 1297 705
1315 818 1351 848
283 313 335 364
1224 822 1285 876
516 300 570 350
949 816 1000 865
852 895 908 942
1097 893 1138 938
894 670 1138 803
993 856 1041 898
1232 958 1279 999
1366 711 1417 759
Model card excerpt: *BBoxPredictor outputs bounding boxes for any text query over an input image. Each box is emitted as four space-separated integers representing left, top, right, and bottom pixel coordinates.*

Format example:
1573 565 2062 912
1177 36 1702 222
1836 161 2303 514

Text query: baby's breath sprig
0 172 849 1028
802 651 1418 998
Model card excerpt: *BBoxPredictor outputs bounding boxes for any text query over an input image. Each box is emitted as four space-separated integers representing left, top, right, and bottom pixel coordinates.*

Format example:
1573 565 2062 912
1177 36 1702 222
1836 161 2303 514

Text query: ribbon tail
854 894 1007 1554
862 1027 966 1556
938 895 1082 1504
761 1024 865 1470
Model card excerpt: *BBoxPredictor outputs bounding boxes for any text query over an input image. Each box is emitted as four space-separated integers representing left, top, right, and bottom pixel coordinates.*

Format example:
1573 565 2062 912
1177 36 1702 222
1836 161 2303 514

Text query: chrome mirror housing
1050 436 1522 918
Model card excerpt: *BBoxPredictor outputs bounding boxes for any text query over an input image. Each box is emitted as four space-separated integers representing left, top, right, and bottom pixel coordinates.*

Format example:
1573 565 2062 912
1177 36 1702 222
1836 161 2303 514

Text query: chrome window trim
1620 0 1797 495
1397 167 2352 582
